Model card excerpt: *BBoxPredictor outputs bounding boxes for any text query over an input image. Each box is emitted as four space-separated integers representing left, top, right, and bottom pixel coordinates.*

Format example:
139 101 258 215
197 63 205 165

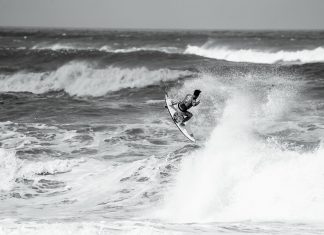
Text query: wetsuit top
178 94 199 112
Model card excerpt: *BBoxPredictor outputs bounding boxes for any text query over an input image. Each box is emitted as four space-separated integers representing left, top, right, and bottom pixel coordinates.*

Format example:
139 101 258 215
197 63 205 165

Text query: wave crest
185 45 324 64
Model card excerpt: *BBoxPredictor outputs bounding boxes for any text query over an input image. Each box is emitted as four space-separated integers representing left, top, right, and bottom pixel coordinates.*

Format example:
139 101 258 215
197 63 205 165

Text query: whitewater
185 45 324 64
0 28 324 234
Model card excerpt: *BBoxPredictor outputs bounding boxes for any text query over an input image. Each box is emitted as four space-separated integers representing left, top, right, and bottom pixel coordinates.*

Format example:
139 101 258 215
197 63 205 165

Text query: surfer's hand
194 100 200 106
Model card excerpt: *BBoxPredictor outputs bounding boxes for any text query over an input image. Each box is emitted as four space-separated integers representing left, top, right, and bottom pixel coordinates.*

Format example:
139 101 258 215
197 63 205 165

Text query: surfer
172 89 201 126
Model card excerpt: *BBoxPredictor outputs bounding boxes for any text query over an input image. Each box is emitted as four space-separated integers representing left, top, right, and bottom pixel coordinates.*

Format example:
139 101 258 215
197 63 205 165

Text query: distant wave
31 43 78 51
0 62 193 96
31 43 180 54
26 43 324 65
185 45 324 64
99 45 180 54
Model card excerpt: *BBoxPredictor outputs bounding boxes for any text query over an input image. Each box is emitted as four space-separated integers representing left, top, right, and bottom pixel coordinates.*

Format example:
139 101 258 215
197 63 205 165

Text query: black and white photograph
0 0 324 234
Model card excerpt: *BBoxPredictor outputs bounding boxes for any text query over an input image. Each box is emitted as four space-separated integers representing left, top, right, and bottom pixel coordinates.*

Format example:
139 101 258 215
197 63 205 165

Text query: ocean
0 28 324 234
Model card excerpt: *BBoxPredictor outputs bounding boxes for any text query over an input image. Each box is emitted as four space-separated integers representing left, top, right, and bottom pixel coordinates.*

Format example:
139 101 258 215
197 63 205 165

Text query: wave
185 45 324 64
30 43 181 54
0 62 193 96
31 43 79 51
99 45 180 54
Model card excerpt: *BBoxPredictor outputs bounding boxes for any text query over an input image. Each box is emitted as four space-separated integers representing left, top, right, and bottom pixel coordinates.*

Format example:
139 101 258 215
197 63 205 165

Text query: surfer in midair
172 89 201 126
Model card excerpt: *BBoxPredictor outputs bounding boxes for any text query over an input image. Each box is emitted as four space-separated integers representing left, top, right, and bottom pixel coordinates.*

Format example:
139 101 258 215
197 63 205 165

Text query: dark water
0 28 324 234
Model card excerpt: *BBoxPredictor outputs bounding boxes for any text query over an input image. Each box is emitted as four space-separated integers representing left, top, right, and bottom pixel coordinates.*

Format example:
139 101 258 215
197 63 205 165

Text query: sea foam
0 149 18 191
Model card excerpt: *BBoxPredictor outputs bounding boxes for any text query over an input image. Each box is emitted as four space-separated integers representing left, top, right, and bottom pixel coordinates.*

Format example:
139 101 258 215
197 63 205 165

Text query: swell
0 48 200 73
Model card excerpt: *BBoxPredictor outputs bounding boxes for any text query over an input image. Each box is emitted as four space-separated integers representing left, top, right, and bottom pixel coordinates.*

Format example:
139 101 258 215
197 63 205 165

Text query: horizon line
0 25 324 32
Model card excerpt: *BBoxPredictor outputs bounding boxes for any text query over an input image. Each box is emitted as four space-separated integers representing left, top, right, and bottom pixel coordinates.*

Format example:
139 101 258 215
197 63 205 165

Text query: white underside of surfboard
165 94 195 142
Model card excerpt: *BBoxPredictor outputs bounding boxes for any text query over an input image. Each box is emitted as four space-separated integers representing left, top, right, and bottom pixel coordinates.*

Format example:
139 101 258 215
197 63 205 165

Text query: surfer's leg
182 111 193 123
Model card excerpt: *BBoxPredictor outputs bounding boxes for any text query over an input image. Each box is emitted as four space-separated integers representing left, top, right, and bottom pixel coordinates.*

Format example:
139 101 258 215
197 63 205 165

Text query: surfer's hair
194 89 201 97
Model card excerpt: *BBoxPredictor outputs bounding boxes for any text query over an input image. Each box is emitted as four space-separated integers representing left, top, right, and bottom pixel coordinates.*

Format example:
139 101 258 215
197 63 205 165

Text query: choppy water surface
0 28 324 234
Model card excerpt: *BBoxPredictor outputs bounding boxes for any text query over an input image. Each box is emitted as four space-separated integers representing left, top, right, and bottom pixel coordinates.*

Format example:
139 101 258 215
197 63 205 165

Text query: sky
0 0 324 30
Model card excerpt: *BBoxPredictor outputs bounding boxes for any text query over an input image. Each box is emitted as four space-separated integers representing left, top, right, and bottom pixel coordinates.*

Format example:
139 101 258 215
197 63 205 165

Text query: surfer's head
193 89 201 98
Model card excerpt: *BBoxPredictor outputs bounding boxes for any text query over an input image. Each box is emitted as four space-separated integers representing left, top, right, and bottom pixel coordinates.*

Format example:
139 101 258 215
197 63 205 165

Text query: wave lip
185 45 324 64
0 62 193 96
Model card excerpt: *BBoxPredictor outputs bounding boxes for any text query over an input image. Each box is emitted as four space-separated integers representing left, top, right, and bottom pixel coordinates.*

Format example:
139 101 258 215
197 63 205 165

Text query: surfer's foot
180 122 186 126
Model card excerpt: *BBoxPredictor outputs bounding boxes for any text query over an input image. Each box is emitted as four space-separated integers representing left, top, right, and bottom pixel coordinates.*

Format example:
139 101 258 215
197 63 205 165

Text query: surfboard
165 93 195 142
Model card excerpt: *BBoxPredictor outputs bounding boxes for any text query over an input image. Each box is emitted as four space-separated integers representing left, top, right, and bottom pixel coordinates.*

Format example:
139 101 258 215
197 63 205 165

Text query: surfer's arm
193 99 200 106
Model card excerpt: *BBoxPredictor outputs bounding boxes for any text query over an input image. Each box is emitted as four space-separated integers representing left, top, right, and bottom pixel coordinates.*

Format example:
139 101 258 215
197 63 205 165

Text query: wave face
185 45 324 64
0 62 193 96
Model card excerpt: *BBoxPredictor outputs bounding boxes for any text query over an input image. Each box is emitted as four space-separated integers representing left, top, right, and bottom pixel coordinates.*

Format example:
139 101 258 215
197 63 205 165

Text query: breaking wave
185 45 324 64
0 62 193 96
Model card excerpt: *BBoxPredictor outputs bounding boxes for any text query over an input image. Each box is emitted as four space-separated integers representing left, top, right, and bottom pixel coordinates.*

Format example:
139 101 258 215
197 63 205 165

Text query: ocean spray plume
0 62 193 96
166 70 301 138
185 45 324 64
161 73 324 223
